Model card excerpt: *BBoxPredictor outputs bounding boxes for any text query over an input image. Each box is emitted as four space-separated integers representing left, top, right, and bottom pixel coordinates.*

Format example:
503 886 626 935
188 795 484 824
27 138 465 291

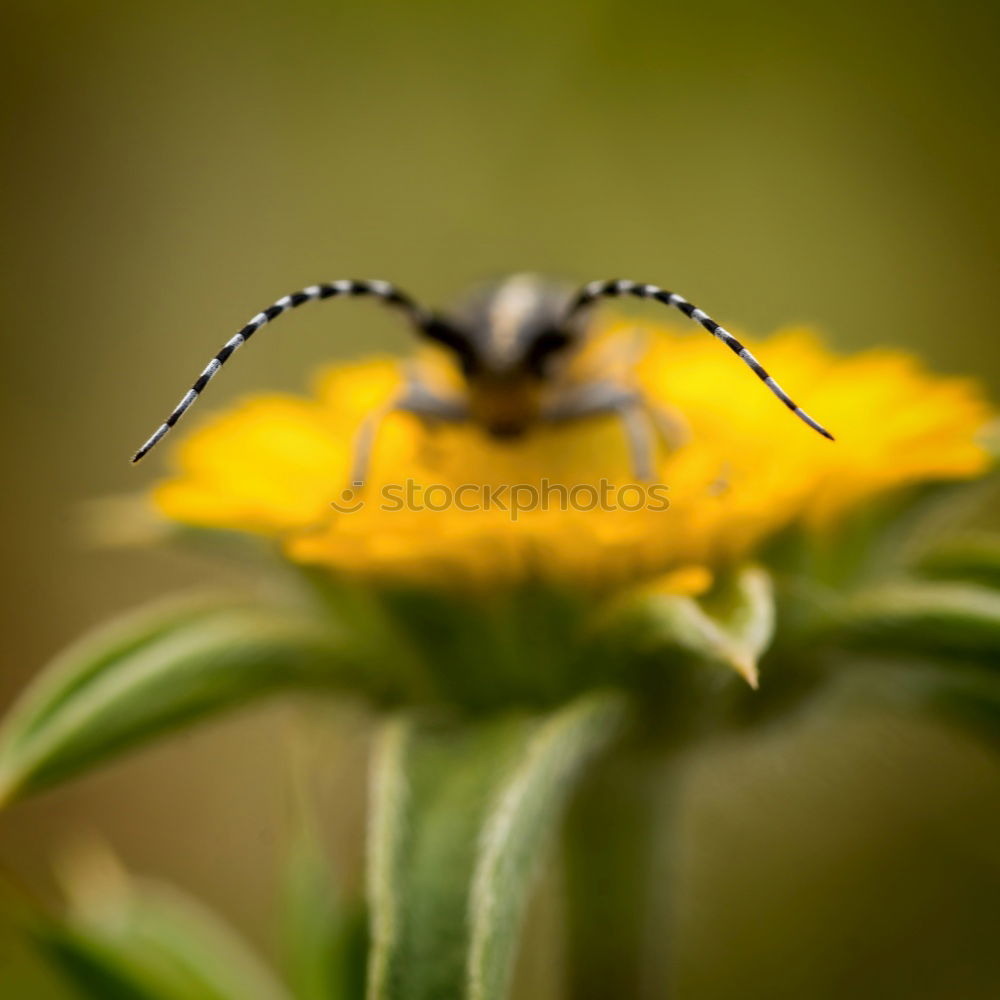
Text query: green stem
562 745 686 1000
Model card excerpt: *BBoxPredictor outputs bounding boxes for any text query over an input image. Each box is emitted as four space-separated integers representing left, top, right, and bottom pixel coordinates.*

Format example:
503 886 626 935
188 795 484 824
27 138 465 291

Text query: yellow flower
152 322 993 590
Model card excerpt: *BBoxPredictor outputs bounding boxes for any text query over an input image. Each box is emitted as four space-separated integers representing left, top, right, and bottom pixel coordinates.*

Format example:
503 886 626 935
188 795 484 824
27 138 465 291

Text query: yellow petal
152 322 994 588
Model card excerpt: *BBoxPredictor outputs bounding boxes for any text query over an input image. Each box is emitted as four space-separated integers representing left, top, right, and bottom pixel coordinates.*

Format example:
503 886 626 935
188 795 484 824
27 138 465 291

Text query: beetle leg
349 367 468 488
647 402 691 450
616 399 657 482
545 382 658 481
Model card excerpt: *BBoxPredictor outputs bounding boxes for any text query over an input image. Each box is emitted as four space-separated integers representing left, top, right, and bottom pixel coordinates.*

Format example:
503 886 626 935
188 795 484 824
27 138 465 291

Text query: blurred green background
3 1 1000 996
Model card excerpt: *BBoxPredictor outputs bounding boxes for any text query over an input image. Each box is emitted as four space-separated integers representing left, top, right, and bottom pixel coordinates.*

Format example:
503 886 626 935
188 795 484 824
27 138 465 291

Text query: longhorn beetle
132 274 833 485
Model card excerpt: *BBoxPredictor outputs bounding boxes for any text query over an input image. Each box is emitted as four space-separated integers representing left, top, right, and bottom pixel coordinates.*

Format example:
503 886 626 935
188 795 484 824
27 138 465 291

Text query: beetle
132 274 833 485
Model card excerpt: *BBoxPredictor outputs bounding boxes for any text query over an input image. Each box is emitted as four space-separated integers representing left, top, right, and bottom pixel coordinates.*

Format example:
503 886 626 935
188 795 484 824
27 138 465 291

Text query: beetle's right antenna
131 279 469 463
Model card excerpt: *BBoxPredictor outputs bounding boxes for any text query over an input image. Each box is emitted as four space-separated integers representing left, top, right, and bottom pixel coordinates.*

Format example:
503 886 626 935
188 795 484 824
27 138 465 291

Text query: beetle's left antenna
131 280 442 463
565 279 834 441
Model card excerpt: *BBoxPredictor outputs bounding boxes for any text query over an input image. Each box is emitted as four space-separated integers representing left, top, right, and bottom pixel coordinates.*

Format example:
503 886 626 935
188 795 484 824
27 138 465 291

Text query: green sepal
606 565 775 688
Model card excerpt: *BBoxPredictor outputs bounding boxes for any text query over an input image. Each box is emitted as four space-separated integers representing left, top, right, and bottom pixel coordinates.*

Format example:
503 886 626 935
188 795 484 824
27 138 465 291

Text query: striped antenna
131 280 438 462
566 279 834 441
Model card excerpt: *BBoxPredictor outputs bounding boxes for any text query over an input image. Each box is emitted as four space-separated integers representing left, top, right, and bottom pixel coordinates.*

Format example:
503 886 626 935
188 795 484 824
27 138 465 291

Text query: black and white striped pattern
131 280 433 462
567 279 834 440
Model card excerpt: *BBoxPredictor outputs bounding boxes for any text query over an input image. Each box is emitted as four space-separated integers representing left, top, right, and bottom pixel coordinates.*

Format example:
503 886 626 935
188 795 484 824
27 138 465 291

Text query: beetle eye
524 329 573 375
423 318 480 375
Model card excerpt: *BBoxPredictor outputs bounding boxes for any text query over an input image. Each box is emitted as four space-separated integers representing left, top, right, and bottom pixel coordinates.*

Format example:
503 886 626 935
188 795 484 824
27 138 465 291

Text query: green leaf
365 716 415 1000
824 580 1000 663
915 533 1000 589
612 566 774 688
762 474 1000 589
466 693 627 1000
0 593 238 755
365 692 626 1000
366 715 525 1000
820 663 1000 744
29 846 290 1000
0 603 356 806
279 804 366 1000
31 926 169 1000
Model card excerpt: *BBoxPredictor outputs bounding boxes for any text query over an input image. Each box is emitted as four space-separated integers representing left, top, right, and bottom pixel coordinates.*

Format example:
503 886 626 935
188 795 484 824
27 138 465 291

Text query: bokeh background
3 1 1000 996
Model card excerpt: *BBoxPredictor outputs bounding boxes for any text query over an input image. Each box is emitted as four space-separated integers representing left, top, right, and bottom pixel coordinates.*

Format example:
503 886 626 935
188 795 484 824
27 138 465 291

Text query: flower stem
562 744 686 999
